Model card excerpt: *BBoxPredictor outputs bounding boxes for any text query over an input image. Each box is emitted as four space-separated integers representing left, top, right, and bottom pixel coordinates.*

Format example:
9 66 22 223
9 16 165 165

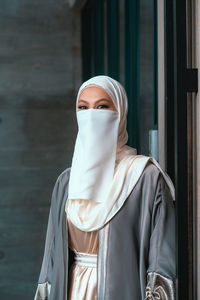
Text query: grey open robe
34 161 176 300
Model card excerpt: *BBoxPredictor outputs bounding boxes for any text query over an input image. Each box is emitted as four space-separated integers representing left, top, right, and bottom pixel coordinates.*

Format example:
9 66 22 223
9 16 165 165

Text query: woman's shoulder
143 159 160 173
49 167 71 206
49 167 71 216
141 159 162 180
54 166 71 187
141 158 175 201
139 158 170 192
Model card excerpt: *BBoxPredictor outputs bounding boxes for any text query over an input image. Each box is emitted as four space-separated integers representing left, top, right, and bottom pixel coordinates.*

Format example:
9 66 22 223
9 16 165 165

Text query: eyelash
78 105 109 110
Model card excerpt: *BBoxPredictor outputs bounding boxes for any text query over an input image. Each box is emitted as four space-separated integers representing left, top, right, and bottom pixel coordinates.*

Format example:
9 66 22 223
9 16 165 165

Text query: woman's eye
96 104 109 109
78 105 87 110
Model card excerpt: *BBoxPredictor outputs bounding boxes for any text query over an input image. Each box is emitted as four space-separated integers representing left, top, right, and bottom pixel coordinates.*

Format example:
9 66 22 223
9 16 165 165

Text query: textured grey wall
0 1 81 299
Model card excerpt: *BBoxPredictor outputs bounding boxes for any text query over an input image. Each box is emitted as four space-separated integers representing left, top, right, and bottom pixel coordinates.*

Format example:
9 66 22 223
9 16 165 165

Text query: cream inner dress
67 217 98 300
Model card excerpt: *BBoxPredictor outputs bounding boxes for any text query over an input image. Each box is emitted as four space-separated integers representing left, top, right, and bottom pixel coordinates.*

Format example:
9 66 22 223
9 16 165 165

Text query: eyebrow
78 98 111 104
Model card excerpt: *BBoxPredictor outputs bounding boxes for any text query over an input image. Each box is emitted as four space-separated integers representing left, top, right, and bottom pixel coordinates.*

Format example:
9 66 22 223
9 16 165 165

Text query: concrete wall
0 1 81 299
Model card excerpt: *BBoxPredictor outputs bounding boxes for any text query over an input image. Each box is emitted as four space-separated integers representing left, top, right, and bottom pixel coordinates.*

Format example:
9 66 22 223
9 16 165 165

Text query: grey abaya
34 161 176 300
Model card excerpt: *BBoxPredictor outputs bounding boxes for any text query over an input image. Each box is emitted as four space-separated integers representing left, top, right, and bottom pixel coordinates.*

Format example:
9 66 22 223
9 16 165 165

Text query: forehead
78 85 112 101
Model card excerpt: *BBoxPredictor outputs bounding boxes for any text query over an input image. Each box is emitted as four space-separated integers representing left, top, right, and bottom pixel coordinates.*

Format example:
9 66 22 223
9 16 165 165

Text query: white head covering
65 75 175 232
75 75 137 160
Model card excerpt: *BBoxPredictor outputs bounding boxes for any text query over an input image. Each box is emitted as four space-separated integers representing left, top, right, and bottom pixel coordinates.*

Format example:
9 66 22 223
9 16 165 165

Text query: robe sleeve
144 173 176 300
34 176 61 300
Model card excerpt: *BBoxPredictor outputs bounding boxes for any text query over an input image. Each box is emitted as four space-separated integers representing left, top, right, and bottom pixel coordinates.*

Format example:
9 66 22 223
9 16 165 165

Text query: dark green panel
125 0 140 151
153 0 158 126
81 0 93 81
107 0 120 81
94 0 105 75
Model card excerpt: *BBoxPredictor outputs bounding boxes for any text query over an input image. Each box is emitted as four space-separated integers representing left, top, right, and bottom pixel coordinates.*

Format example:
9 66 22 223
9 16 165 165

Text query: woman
34 75 176 300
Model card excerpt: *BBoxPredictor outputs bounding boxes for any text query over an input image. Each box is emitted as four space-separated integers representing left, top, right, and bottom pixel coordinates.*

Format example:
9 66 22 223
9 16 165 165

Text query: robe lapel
97 222 110 300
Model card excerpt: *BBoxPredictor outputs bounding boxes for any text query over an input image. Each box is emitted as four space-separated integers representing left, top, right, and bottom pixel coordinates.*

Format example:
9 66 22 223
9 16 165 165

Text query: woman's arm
145 173 176 300
34 176 61 300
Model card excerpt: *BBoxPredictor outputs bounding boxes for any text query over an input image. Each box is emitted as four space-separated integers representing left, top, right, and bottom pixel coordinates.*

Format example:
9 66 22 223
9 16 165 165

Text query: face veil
68 109 119 203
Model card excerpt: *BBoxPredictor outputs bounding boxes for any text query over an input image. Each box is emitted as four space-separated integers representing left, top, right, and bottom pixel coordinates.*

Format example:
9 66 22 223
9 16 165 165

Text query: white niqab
68 109 119 202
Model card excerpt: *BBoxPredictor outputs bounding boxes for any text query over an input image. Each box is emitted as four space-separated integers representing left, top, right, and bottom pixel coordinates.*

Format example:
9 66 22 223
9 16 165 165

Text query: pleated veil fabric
65 75 175 232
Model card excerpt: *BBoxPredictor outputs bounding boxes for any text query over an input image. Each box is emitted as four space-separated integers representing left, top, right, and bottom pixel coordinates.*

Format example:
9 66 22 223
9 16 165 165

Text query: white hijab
65 75 175 232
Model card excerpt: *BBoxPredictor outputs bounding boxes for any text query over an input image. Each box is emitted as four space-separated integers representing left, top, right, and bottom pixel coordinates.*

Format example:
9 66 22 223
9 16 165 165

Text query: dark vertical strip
106 0 120 81
173 0 190 299
165 0 195 298
124 0 140 150
94 0 104 75
153 0 158 126
186 1 196 297
164 0 175 182
81 0 93 81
